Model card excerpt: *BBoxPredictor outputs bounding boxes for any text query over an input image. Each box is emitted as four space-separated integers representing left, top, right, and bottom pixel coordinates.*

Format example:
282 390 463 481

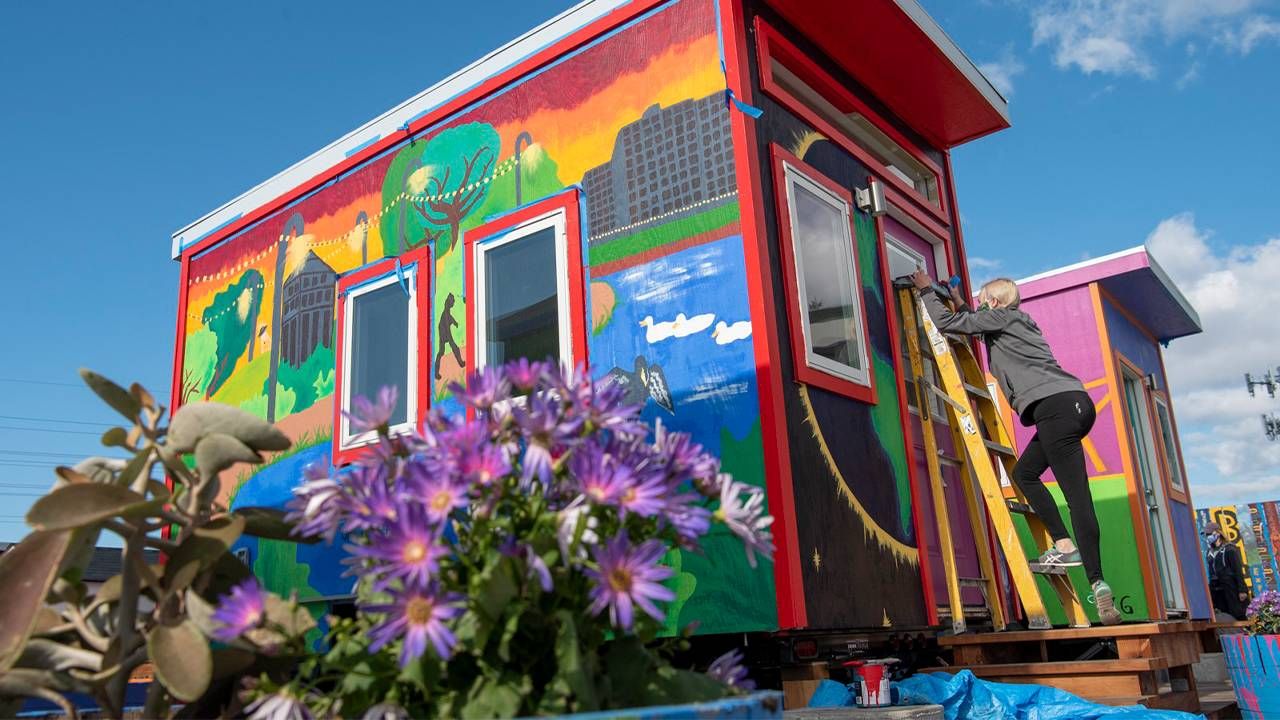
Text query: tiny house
1006 247 1212 622
170 0 1011 638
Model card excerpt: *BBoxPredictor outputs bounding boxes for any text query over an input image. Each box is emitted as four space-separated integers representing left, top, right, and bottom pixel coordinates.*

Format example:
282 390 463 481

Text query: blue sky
0 0 1276 543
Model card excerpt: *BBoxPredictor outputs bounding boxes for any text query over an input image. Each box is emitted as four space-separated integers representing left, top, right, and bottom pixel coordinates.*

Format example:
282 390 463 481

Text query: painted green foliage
183 328 219 402
666 421 778 634
379 123 501 255
272 343 336 416
203 269 265 397
254 538 324 646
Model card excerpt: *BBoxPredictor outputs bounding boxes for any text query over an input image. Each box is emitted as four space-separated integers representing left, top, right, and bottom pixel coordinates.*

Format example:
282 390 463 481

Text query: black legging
1012 390 1102 583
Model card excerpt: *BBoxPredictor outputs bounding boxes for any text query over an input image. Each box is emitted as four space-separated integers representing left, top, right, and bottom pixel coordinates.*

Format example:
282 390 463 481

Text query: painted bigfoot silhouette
435 293 465 380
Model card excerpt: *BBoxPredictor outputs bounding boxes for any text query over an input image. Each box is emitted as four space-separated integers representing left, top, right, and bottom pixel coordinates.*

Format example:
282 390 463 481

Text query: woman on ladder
911 270 1121 626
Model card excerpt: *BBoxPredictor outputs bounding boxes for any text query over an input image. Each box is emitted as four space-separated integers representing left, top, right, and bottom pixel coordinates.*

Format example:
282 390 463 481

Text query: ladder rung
1027 562 1069 576
959 577 989 586
1006 500 1035 515
983 439 1016 456
964 383 991 400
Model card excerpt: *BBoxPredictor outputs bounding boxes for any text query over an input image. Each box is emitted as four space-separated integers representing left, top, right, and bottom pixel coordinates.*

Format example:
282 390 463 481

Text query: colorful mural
1198 504 1280 595
179 0 777 634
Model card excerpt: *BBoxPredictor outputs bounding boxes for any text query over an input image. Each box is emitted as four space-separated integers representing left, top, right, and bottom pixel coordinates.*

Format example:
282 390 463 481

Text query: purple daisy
351 506 447 589
714 475 775 568
449 365 510 412
345 386 399 433
414 471 470 525
210 579 267 641
457 443 510 488
514 392 582 484
617 473 668 518
500 538 553 592
585 533 675 631
664 492 713 547
568 442 633 506
245 690 314 720
365 582 466 667
286 463 344 542
342 463 400 533
654 421 720 495
506 358 551 392
707 648 756 691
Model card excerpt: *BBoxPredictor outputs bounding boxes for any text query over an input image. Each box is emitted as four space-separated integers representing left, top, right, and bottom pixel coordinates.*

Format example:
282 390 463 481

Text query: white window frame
472 209 573 373
1152 394 1187 494
886 235 949 424
782 162 872 388
339 270 419 450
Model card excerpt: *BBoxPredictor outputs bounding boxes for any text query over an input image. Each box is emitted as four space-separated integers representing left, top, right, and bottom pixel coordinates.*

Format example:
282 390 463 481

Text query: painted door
1121 367 1188 612
883 218 985 613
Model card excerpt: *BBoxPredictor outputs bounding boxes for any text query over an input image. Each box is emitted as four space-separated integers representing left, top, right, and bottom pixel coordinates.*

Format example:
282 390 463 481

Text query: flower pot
1221 633 1280 719
542 691 783 719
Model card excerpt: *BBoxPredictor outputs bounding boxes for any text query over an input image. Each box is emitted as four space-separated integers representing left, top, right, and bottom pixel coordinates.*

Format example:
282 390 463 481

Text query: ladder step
1006 500 1035 515
983 439 1016 456
964 383 992 400
959 577 989 586
1027 562 1069 576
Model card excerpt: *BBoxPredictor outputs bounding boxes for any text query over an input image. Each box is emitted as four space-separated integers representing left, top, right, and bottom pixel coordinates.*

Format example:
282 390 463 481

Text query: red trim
874 214 939 625
332 246 432 467
754 16 951 229
463 189 588 380
942 152 971 300
175 0 669 264
770 144 878 406
721 0 806 629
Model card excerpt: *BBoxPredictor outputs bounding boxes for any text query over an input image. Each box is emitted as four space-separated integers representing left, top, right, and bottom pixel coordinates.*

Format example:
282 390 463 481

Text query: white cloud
1030 0 1277 81
978 48 1026 98
1175 60 1201 89
968 256 1002 271
1147 213 1280 506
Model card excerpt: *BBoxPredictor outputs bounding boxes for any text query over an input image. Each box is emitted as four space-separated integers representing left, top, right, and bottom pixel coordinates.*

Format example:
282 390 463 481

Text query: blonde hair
980 278 1021 309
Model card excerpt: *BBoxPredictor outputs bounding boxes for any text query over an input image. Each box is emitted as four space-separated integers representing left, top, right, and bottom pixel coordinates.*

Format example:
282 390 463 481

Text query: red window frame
331 245 432 467
463 188 588 376
755 16 950 228
771 144 877 405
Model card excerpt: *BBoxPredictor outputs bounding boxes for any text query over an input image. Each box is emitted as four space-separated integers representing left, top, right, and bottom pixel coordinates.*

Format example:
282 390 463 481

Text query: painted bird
604 355 674 413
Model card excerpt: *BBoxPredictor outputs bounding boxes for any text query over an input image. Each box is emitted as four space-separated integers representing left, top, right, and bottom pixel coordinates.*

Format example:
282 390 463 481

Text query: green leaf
194 433 261 480
604 636 655 708
236 506 319 543
642 666 731 706
554 609 598 712
497 606 525 663
473 556 518 623
80 369 141 422
25 484 159 532
0 529 73 672
117 450 154 490
461 675 526 719
200 552 252 601
164 515 246 591
167 402 291 454
16 638 102 672
210 647 255 679
148 620 212 702
101 427 129 448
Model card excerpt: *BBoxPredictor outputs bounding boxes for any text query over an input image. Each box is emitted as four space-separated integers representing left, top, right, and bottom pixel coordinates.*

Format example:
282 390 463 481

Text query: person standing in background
1204 521 1249 621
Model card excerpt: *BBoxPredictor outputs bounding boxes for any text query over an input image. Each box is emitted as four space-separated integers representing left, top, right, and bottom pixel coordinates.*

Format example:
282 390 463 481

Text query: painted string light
186 278 268 323
587 190 739 243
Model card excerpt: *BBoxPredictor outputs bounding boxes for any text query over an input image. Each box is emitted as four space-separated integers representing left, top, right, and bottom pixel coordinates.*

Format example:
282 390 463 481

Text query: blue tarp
894 671 1205 720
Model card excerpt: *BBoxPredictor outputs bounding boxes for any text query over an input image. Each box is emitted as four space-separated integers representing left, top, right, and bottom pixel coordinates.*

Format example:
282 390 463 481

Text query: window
333 247 431 464
1152 394 1187 494
772 145 875 404
465 189 587 373
755 17 945 218
884 236 946 421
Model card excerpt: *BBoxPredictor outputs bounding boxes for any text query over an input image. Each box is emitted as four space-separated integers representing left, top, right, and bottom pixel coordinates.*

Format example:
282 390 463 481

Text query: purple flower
351 506 447 589
713 475 775 568
346 386 399 433
342 463 400 533
450 366 510 412
286 464 343 542
507 358 551 392
501 539 553 592
618 473 668 518
458 444 511 488
514 392 582 484
585 533 675 631
654 421 721 495
245 691 313 720
569 441 633 506
365 582 466 667
409 468 470 525
211 579 267 641
707 649 756 691
664 492 712 547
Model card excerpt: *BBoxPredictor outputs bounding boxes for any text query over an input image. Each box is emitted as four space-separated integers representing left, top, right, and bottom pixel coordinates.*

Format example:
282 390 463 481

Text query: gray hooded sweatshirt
918 290 1084 423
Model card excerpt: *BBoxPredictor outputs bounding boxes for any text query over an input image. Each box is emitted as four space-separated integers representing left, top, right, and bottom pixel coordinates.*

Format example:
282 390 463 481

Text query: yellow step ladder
896 282 1090 632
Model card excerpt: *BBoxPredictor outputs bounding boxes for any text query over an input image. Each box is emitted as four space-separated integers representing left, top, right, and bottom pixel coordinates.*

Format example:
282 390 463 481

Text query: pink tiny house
1005 246 1212 622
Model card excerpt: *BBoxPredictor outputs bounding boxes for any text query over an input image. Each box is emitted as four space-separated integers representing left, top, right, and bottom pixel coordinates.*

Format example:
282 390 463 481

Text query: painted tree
202 269 264 397
182 327 218 402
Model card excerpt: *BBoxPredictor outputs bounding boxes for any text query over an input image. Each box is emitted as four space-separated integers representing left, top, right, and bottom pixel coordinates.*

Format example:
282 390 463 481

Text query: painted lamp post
1223 590 1280 719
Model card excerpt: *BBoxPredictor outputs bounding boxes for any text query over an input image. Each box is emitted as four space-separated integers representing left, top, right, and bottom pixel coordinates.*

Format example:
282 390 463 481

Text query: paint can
844 658 899 707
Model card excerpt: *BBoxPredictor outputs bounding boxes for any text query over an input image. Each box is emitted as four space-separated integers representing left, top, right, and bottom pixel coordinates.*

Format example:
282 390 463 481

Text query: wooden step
983 439 1015 456
938 621 1196 646
930 657 1169 676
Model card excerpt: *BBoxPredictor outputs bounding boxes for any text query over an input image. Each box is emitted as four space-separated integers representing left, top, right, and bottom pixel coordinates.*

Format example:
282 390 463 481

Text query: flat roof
1017 246 1202 342
172 0 1008 259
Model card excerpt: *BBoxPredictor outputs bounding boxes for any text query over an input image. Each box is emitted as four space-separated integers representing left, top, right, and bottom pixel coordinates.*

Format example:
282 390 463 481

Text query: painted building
169 0 1012 636
1197 502 1280 597
1005 247 1212 623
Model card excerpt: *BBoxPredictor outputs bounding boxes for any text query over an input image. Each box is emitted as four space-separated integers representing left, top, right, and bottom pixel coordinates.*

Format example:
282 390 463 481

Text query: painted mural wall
1197 503 1280 596
177 0 777 635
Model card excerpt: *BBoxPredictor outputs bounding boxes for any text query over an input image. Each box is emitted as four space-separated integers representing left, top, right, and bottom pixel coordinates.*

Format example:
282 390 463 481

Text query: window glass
482 226 560 366
1154 398 1186 491
349 282 409 427
787 170 869 383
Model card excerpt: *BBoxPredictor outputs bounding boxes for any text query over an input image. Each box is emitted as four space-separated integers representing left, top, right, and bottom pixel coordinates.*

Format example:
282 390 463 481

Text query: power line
0 377 83 388
0 449 100 459
0 414 116 427
0 425 104 437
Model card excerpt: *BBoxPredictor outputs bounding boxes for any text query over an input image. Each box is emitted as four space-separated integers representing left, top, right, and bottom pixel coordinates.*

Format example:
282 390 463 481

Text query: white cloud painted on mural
712 320 752 345
1147 212 1280 506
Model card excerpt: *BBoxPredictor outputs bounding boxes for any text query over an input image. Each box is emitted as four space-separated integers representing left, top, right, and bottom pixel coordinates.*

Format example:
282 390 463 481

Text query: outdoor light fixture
855 179 886 216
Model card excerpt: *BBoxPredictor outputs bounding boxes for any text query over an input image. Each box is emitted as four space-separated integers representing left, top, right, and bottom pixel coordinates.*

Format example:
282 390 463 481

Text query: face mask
1207 532 1221 544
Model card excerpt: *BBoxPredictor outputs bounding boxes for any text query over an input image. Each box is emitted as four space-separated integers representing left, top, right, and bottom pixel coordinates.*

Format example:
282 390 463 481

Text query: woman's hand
910 269 931 290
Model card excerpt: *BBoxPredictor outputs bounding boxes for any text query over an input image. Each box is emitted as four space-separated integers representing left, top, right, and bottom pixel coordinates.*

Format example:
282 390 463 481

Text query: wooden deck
925 621 1207 713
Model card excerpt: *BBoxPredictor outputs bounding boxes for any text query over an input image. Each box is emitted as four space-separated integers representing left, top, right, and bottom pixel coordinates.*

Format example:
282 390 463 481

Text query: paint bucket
845 658 898 708
1223 633 1280 720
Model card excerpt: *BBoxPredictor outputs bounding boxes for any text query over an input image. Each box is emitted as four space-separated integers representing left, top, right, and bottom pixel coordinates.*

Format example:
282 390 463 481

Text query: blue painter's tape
339 261 418 298
395 258 410 296
713 0 763 120
185 212 244 252
344 135 382 158
729 90 764 118
479 185 584 226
